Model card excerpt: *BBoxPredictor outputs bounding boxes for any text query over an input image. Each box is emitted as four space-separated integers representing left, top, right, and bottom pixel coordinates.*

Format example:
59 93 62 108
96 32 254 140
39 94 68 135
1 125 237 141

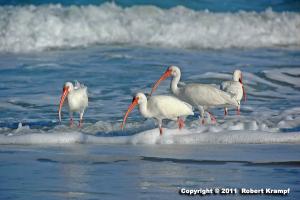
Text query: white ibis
150 66 238 123
220 69 246 115
121 93 194 135
58 81 88 127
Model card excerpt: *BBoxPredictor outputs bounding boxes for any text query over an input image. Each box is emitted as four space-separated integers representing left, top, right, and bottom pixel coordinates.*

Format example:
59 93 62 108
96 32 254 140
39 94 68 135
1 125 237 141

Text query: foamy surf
0 3 300 52
1 98 300 145
1 128 300 145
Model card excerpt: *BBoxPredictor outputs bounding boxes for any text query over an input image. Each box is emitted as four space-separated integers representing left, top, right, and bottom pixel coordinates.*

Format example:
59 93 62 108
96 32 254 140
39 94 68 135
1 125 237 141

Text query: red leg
224 108 228 116
207 111 217 123
236 107 240 115
159 127 163 135
69 118 73 127
201 119 205 124
78 112 84 128
78 119 83 128
177 118 185 130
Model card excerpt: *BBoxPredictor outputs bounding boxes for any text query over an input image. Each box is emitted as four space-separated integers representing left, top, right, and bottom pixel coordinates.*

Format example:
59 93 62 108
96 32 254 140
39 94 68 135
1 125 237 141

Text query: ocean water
0 0 300 199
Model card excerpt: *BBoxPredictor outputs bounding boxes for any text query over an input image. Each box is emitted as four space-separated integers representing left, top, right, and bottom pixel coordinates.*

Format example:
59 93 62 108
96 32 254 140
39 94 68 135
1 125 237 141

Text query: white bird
150 66 238 124
221 69 246 115
121 93 194 135
58 81 88 127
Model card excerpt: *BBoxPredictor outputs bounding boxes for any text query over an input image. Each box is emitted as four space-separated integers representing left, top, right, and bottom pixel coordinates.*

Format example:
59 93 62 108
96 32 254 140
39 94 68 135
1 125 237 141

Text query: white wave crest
0 3 300 52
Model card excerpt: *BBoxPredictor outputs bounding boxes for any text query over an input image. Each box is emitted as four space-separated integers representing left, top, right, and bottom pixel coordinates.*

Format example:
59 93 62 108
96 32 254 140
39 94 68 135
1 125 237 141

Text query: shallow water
0 1 300 199
0 46 299 143
0 144 299 200
0 45 299 199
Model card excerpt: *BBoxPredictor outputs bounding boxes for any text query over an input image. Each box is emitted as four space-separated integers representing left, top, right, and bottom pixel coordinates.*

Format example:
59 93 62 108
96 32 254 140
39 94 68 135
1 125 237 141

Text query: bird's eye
132 97 139 103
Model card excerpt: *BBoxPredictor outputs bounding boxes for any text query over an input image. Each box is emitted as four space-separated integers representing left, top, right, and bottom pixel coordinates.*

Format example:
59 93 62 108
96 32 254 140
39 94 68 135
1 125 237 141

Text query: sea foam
0 129 299 145
1 107 300 145
0 114 299 145
0 3 300 52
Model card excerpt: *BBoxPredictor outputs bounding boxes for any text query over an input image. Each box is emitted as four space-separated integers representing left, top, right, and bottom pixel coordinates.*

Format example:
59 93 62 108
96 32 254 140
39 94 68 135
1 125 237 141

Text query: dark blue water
1 0 300 12
1 144 299 200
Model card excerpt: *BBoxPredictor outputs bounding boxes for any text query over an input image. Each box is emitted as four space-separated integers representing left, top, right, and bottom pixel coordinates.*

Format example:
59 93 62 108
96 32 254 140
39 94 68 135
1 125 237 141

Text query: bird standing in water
58 81 88 127
121 93 193 135
150 66 238 123
221 69 246 115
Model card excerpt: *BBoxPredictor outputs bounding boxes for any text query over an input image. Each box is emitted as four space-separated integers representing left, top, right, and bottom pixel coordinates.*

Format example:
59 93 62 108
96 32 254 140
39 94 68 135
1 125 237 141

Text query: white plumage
121 93 194 135
150 66 238 123
220 69 246 115
58 81 88 127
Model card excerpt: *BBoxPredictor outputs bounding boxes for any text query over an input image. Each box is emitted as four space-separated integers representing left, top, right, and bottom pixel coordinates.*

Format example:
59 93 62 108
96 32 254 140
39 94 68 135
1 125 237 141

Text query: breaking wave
1 3 300 52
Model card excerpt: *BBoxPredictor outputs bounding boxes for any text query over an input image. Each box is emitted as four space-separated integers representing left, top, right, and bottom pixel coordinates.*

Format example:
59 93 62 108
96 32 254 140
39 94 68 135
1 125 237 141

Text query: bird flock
59 66 246 135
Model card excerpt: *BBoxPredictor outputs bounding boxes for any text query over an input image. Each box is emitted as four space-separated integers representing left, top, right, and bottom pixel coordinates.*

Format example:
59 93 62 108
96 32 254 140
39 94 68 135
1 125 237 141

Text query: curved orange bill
150 69 171 96
58 87 69 122
121 97 139 130
239 76 246 102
